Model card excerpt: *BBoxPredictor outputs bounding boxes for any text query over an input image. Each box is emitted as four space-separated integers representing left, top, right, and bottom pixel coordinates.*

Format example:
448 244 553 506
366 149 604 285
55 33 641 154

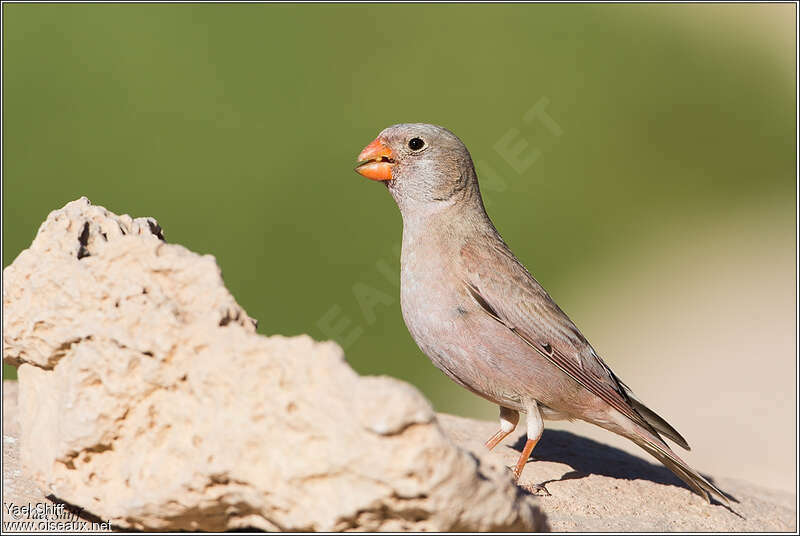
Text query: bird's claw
508 464 525 482
529 483 551 496
507 466 551 496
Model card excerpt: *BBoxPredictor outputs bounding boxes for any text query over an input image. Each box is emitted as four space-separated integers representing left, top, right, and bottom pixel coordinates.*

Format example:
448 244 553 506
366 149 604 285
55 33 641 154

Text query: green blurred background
3 5 795 491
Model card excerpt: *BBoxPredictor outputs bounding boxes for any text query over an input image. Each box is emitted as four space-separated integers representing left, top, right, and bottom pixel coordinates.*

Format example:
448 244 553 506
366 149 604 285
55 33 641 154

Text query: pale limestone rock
3 381 796 532
2 198 543 532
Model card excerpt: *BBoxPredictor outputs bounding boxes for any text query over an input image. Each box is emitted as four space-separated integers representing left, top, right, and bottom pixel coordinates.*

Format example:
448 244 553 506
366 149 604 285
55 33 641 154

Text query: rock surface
441 414 796 531
2 198 542 532
2 198 795 532
3 382 796 532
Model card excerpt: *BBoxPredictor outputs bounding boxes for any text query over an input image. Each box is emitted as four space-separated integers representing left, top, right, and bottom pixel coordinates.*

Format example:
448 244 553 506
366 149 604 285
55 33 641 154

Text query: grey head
355 123 484 215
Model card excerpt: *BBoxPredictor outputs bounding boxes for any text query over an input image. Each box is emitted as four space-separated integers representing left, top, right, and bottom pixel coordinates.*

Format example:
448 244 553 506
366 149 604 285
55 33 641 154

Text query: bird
353 123 728 504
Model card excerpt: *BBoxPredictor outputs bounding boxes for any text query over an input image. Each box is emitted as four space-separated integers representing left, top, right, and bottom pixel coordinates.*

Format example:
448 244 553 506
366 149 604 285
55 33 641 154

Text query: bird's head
354 123 481 213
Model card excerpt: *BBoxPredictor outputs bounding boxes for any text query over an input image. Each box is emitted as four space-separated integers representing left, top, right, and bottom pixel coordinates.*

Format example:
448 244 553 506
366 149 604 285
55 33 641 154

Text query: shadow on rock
512 429 735 504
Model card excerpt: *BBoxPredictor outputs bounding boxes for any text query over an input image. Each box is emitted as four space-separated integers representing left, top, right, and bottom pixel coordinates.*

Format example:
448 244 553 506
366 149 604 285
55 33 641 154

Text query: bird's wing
459 240 661 437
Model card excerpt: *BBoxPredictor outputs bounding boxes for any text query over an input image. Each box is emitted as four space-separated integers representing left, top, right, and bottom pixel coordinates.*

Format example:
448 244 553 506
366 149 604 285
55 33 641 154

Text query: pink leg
484 406 519 451
512 437 539 480
512 401 544 481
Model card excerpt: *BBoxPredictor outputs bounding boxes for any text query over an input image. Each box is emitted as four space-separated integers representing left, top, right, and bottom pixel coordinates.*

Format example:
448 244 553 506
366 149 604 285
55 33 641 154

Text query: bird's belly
401 280 574 410
400 274 496 398
400 275 584 415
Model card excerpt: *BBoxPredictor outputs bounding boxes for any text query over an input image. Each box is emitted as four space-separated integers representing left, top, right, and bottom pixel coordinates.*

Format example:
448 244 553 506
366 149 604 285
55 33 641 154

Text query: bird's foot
510 462 535 482
527 482 551 496
507 467 552 496
511 465 524 481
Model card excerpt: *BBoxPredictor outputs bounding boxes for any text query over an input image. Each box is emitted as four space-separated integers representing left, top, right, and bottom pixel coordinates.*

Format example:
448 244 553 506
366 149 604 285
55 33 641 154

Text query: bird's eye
408 137 425 151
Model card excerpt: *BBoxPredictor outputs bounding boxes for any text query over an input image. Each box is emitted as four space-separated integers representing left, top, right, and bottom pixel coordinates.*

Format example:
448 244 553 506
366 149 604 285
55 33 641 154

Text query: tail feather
609 378 726 503
628 397 690 451
615 378 690 450
631 431 729 505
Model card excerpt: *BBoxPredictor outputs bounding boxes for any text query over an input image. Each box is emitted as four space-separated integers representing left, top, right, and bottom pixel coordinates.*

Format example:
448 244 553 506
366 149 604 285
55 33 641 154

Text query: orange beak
355 138 395 181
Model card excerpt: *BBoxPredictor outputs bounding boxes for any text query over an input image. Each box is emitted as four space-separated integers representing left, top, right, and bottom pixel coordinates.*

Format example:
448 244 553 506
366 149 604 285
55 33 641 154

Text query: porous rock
3 381 796 532
2 198 543 531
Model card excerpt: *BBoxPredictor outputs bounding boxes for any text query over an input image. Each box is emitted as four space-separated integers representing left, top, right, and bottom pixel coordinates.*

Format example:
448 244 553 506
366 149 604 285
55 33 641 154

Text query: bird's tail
628 425 729 505
614 378 691 450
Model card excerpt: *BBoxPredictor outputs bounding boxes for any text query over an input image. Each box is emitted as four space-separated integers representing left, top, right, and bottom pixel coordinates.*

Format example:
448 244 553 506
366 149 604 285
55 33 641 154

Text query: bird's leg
512 401 544 481
484 406 519 450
